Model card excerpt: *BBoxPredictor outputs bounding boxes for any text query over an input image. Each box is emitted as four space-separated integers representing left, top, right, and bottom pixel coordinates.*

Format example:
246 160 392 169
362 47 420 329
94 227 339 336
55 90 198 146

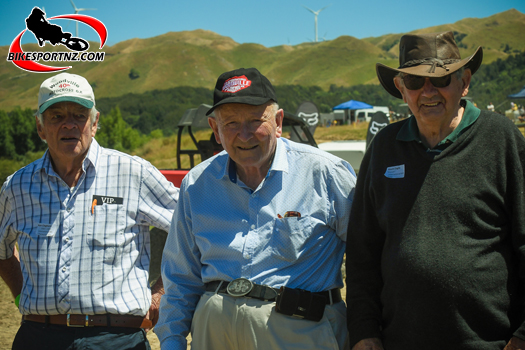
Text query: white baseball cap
38 72 95 113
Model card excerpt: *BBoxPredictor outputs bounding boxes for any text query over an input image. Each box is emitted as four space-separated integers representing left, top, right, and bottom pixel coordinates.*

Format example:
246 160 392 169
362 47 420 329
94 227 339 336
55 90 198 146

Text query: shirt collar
84 137 100 172
32 150 49 178
397 99 480 144
269 138 289 174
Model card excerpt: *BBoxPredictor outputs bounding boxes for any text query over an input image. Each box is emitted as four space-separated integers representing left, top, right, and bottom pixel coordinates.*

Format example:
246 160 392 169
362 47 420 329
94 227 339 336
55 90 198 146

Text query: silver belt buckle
227 278 253 297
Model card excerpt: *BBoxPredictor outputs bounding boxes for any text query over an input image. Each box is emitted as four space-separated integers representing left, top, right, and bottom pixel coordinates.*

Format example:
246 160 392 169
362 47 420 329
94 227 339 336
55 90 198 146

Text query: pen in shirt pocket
277 211 301 219
91 198 97 214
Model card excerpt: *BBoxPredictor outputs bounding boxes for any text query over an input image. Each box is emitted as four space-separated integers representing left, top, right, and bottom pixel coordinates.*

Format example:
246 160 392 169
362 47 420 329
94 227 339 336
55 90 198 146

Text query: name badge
37 223 55 237
384 165 405 179
92 195 124 205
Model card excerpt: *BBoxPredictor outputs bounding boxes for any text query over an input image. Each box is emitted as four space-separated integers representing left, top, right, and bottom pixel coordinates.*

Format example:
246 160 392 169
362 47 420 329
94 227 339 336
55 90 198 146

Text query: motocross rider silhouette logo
25 7 89 51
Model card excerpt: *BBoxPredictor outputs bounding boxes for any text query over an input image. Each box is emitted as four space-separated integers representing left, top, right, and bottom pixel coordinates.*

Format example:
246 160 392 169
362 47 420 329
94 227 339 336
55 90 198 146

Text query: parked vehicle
318 140 366 173
355 106 390 122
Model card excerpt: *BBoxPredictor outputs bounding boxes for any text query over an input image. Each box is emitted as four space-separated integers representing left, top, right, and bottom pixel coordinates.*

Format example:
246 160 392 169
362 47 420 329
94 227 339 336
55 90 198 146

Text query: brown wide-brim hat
376 31 483 99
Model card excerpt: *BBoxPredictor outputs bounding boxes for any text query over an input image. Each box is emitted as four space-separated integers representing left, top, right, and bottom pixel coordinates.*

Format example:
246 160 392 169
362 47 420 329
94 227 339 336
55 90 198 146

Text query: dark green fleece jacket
346 108 525 350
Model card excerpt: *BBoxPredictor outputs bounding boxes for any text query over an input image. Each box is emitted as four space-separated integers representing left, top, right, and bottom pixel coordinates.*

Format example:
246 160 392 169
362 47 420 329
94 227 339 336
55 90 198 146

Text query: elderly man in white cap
346 31 525 350
0 72 179 350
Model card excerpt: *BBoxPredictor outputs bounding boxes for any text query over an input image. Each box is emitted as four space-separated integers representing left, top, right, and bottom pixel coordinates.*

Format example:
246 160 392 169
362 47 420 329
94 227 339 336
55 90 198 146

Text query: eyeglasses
402 74 452 90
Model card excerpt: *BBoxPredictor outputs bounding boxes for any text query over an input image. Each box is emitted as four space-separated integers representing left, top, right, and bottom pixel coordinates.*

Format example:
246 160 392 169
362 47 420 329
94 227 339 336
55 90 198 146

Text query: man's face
36 101 98 167
394 69 472 124
209 102 283 173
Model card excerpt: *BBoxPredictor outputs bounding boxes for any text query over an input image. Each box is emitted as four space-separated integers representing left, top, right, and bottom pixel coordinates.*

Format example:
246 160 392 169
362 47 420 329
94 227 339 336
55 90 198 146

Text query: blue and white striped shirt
0 139 179 316
157 137 356 349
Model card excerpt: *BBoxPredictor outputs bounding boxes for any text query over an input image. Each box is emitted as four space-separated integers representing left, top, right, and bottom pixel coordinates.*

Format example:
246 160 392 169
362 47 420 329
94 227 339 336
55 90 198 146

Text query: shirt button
244 254 250 259
250 224 255 230
65 237 70 242
62 267 67 272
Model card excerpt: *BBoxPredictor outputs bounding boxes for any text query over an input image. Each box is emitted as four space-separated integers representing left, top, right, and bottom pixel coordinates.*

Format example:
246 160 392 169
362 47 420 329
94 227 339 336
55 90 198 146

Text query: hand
144 301 159 332
504 337 525 350
144 276 164 332
0 251 23 299
352 338 384 350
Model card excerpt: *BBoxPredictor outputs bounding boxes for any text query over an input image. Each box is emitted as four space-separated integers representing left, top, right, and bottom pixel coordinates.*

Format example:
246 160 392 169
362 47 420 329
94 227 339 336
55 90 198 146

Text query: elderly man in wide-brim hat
346 31 525 350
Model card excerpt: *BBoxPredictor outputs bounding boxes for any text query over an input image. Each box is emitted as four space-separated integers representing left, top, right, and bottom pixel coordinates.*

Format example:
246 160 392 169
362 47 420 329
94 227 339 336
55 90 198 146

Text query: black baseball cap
206 67 278 116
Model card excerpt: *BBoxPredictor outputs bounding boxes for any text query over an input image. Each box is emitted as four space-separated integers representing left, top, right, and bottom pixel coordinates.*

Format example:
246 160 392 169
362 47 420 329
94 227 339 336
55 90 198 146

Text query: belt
22 314 152 329
205 279 342 304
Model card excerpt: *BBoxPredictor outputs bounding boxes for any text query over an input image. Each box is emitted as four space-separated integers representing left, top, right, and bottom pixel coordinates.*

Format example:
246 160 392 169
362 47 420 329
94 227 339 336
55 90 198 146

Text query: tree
129 68 140 80
0 107 45 158
0 110 16 159
95 106 146 151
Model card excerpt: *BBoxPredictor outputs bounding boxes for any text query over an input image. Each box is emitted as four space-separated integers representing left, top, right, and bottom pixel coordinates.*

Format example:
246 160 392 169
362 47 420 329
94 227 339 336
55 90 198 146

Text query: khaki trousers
190 291 349 350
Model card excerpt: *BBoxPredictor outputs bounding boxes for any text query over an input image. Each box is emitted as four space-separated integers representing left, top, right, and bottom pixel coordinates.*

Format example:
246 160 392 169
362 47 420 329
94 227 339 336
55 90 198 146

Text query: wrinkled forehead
216 102 274 119
43 101 91 114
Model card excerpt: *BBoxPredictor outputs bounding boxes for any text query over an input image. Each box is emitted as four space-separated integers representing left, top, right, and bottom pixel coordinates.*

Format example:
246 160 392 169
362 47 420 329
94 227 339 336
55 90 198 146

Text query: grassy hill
0 9 524 111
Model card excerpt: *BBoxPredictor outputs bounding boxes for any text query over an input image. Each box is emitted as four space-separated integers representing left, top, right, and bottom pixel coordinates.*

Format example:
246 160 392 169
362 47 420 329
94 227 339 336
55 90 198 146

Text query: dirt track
0 280 20 350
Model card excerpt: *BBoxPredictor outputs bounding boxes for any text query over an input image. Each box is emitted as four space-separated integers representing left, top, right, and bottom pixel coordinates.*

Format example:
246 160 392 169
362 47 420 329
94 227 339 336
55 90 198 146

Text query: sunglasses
402 74 452 90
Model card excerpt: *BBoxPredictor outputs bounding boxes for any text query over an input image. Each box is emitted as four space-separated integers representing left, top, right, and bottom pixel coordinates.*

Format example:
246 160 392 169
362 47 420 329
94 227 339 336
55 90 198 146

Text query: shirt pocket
271 216 312 262
86 205 126 247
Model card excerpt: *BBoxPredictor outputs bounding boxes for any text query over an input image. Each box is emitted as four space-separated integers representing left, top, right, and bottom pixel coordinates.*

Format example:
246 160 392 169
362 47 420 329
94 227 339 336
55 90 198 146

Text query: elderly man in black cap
156 67 356 350
346 31 525 350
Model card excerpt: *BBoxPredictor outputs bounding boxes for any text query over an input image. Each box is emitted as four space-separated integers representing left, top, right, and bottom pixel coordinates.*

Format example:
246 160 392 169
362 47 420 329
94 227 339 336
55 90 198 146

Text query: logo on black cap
222 75 252 93
207 67 278 116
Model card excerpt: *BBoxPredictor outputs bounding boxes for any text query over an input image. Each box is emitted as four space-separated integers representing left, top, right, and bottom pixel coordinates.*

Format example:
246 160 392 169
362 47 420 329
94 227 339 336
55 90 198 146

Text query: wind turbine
302 4 331 43
69 0 96 37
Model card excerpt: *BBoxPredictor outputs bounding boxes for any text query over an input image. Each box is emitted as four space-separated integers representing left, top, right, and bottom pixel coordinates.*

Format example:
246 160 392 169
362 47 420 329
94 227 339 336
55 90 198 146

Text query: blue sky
1 0 524 48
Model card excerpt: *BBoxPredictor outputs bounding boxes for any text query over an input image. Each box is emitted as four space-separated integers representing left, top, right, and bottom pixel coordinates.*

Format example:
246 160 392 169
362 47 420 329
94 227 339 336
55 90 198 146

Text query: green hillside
0 9 524 111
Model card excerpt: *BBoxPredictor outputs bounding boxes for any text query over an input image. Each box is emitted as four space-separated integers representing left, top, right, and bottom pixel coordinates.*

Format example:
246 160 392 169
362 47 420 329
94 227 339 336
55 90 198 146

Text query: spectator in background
487 101 495 112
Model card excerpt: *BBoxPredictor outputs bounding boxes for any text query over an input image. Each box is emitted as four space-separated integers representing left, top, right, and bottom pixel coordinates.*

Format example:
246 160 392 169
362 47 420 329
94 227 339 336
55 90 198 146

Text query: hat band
400 58 460 73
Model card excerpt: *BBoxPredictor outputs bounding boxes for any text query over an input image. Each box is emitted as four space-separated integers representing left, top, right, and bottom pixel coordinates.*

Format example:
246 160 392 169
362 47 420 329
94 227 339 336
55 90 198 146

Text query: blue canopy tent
333 100 373 110
508 86 525 99
333 100 373 124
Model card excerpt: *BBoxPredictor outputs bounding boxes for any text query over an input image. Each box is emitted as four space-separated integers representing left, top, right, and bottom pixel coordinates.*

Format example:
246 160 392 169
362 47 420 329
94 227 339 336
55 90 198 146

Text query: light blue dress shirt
157 137 356 349
0 138 179 316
